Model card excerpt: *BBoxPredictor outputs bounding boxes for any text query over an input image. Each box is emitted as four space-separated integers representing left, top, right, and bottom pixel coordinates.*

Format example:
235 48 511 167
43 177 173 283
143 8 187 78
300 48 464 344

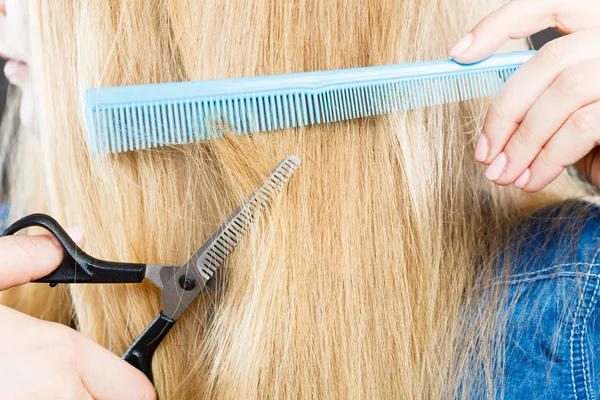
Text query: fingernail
474 133 489 163
50 235 61 247
64 227 85 245
450 33 473 58
485 153 507 181
514 169 530 189
50 227 85 246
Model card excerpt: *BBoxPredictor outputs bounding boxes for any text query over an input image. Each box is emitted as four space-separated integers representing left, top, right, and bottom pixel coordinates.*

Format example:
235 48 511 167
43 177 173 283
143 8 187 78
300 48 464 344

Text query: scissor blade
161 155 302 320
144 264 179 290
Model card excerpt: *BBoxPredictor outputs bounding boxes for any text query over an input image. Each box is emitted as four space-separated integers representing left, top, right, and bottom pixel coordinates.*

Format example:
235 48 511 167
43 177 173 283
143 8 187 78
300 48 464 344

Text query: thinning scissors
1 156 301 383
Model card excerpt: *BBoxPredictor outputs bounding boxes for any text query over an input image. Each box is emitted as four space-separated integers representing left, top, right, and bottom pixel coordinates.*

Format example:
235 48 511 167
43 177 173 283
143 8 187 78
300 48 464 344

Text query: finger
0 356 94 400
575 148 600 189
74 337 155 400
13 316 156 400
475 29 600 165
0 227 85 291
518 101 600 192
450 0 600 63
490 58 600 185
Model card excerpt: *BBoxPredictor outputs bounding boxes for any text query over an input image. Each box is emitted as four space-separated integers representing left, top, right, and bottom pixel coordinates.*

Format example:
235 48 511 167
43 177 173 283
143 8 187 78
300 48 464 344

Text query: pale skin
0 229 155 400
450 0 600 192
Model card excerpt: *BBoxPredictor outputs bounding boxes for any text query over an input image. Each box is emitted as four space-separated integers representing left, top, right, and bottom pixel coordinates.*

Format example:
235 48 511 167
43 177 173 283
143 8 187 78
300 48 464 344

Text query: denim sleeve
499 201 600 400
0 203 9 231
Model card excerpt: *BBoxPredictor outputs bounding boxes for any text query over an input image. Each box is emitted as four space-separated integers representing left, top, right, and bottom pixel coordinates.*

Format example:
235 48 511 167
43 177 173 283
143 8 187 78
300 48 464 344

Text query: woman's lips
3 59 28 86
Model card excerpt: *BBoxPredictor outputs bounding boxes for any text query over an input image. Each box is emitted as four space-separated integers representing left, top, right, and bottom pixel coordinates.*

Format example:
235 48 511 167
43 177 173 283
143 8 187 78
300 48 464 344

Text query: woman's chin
4 60 29 88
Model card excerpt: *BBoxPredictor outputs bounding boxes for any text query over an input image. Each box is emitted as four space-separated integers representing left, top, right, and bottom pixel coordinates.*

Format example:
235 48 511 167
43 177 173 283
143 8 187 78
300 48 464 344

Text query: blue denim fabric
500 201 600 399
0 203 9 231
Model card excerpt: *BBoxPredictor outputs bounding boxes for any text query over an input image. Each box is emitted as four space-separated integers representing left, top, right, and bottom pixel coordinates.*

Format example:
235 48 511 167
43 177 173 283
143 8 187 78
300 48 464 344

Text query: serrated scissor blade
160 155 301 320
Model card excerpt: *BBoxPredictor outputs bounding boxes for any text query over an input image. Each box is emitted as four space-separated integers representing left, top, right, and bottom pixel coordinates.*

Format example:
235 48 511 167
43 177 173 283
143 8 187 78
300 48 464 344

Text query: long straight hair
0 86 20 203
3 0 591 398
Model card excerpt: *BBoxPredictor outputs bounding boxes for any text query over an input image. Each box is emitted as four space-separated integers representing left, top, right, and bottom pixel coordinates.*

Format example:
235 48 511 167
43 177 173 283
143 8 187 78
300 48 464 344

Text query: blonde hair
2 0 592 398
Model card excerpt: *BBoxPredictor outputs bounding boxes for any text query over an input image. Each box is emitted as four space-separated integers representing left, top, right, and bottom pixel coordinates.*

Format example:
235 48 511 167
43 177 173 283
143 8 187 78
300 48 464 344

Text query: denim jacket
501 201 600 399
0 203 9 231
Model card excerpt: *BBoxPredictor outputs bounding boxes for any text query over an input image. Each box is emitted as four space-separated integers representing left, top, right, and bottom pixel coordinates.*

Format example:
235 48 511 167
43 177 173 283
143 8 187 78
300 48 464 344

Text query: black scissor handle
1 213 147 284
122 312 176 384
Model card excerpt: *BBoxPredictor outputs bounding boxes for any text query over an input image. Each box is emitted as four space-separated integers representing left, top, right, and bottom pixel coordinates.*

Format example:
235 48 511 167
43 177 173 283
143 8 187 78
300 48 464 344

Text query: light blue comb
85 50 535 154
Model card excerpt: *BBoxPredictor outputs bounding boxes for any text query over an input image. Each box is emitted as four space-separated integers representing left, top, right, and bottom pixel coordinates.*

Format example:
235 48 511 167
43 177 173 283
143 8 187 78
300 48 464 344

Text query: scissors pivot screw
2 155 303 385
178 275 196 291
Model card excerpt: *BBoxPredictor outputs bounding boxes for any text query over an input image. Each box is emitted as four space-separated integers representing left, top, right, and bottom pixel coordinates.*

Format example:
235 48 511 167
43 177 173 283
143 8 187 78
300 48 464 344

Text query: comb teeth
194 156 301 280
86 51 535 154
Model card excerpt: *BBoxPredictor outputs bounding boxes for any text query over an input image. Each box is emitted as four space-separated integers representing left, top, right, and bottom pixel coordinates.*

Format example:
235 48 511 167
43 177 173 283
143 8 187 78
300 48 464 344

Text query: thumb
0 227 85 291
